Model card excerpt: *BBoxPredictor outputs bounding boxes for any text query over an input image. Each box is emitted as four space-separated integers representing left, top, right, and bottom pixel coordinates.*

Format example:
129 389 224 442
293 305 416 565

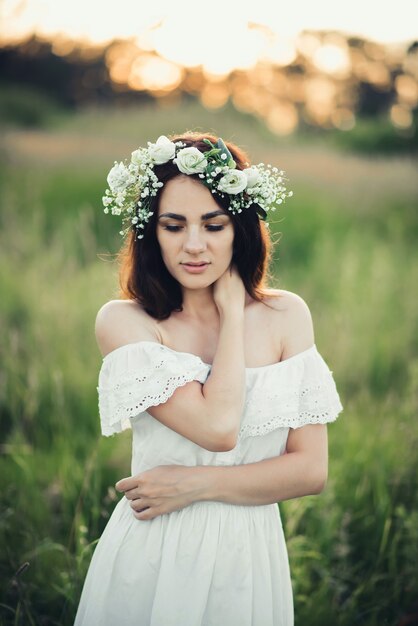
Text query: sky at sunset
2 0 417 46
1 0 417 79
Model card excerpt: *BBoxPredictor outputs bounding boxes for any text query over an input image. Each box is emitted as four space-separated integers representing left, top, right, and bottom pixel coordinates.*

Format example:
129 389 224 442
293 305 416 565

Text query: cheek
221 231 234 255
214 234 234 267
213 224 234 246
156 232 173 259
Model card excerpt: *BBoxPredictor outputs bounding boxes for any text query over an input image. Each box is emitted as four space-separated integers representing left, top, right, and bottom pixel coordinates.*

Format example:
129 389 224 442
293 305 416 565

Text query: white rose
217 170 248 195
147 135 176 164
243 167 261 188
174 147 208 175
107 162 135 193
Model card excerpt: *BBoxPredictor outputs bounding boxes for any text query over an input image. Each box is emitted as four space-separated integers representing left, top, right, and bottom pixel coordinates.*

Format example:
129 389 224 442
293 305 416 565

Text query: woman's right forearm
201 310 246 439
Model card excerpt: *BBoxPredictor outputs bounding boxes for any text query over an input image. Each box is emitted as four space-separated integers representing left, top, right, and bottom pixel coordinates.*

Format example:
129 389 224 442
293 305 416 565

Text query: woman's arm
116 424 328 520
199 424 328 505
96 266 247 452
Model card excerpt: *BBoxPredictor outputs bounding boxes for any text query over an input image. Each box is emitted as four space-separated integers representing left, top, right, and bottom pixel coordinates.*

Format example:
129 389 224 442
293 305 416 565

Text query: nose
183 226 207 254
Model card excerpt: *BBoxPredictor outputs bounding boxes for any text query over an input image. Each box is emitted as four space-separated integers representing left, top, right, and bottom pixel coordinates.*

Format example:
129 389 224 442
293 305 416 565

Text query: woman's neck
180 286 219 323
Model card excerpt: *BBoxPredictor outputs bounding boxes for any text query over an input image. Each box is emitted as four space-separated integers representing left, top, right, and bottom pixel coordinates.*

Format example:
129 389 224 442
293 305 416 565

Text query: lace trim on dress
97 349 209 436
237 381 343 440
96 341 343 438
98 367 208 435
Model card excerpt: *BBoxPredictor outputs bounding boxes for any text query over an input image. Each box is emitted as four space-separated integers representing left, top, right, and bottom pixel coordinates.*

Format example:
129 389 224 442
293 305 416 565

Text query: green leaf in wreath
256 206 267 220
216 138 233 162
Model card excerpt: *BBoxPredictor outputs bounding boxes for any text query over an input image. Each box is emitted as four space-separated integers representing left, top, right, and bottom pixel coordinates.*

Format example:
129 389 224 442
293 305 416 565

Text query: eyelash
163 225 224 232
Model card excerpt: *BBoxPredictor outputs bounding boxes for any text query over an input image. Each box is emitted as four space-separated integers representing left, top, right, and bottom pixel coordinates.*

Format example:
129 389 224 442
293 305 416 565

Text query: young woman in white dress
74 132 343 626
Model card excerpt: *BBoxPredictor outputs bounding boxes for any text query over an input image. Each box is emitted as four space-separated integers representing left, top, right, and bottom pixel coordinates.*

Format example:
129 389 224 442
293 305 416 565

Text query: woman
74 132 343 625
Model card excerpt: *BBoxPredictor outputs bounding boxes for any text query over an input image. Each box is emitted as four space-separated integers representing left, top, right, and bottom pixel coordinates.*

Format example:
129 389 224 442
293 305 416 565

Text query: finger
130 498 146 512
115 477 139 492
131 500 150 513
123 487 141 501
134 507 155 521
130 499 139 511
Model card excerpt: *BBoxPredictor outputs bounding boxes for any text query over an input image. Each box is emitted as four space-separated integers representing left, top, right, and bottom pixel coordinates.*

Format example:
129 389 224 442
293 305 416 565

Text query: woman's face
156 175 235 289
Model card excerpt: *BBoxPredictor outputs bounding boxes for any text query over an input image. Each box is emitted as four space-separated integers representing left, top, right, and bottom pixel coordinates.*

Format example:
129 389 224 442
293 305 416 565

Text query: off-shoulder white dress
74 341 343 626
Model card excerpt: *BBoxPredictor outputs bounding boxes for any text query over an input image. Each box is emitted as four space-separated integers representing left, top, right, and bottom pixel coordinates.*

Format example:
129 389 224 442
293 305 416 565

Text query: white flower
217 170 247 195
243 167 261 188
107 162 135 193
131 148 147 167
174 147 208 175
128 162 139 174
147 135 176 164
258 186 276 206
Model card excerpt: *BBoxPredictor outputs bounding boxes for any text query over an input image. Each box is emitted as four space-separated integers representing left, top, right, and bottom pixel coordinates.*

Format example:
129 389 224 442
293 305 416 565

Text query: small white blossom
107 162 135 193
243 167 261 188
130 148 148 168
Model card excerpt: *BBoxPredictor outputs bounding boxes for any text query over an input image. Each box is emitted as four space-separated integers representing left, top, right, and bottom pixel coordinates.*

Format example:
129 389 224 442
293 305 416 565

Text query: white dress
74 341 343 626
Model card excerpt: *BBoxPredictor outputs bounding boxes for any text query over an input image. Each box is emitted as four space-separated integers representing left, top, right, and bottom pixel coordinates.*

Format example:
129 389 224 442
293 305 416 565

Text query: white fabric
75 341 343 626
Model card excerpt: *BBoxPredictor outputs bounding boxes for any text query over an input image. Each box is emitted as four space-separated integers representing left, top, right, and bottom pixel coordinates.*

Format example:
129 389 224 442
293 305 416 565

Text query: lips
181 262 210 274
181 262 209 266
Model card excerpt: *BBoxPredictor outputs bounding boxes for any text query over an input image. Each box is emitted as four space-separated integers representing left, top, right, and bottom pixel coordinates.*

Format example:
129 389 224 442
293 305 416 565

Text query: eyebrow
158 210 228 221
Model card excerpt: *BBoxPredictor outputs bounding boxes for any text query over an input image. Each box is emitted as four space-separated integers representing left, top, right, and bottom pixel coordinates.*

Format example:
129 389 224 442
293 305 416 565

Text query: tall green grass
1 101 417 625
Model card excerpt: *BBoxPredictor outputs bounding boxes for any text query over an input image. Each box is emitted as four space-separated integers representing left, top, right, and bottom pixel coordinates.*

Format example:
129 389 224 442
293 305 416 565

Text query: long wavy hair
117 131 280 320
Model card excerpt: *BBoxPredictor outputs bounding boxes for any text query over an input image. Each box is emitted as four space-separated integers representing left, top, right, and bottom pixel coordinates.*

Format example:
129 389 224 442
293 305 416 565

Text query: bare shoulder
260 288 311 314
95 299 159 358
260 289 315 358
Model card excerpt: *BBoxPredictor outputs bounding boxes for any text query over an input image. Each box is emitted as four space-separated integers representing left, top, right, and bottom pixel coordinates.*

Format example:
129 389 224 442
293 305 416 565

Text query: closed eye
163 225 225 232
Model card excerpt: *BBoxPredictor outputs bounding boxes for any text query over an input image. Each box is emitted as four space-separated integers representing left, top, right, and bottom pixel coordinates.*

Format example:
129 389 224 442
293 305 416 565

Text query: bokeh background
1 1 417 624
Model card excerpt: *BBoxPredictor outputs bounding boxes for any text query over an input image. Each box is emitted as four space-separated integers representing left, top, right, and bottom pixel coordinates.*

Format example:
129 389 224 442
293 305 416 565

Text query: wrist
218 308 245 324
191 466 219 502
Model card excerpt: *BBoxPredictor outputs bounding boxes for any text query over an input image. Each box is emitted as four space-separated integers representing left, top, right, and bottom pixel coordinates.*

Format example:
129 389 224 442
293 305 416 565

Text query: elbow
205 427 239 453
310 468 328 495
214 434 238 452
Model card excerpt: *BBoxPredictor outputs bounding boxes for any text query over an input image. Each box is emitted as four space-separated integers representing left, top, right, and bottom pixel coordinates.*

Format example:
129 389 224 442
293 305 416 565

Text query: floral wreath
102 135 293 239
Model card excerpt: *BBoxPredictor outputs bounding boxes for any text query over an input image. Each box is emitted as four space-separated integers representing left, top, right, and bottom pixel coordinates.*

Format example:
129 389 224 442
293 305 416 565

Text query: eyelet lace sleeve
238 346 343 440
97 342 210 436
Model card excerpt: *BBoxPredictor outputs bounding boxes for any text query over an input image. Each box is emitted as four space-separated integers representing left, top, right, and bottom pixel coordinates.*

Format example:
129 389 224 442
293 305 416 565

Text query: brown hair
117 131 279 320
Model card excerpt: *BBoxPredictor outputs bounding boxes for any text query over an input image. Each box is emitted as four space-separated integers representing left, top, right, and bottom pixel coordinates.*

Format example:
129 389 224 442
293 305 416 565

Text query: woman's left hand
115 465 205 521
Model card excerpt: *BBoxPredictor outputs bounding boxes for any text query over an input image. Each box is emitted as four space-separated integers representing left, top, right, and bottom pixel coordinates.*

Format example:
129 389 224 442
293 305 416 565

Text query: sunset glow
1 0 417 136
2 0 417 55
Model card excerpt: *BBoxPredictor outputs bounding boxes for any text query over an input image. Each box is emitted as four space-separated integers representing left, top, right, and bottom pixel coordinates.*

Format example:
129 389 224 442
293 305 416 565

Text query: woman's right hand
213 264 246 315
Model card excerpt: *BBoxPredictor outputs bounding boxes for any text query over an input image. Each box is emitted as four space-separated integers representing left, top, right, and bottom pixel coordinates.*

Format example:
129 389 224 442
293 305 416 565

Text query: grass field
1 100 417 626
